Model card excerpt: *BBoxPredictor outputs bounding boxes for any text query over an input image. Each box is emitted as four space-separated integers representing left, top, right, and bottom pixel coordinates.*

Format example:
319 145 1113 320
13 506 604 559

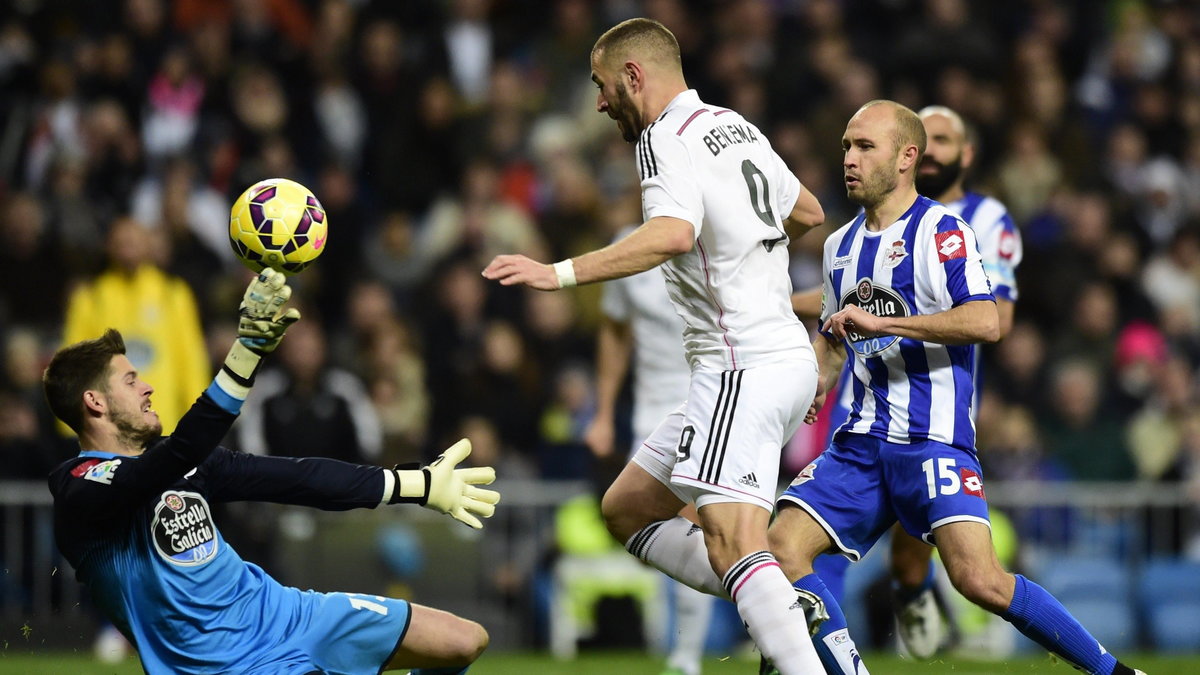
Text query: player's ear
624 60 643 92
961 142 975 171
899 143 920 174
82 389 106 416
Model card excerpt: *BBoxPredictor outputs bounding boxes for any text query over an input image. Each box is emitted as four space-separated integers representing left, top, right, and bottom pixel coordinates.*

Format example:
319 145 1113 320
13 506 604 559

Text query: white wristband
553 259 577 288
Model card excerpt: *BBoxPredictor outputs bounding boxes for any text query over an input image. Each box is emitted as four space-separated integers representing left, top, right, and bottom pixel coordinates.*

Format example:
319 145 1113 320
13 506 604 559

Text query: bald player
765 100 1142 675
792 105 1026 659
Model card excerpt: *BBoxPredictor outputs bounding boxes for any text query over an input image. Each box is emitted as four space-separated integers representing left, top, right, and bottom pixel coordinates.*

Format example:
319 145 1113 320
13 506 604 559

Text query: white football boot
895 587 941 659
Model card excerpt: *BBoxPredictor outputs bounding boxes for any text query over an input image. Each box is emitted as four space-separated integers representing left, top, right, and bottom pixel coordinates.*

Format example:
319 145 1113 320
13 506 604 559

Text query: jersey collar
78 449 137 460
661 89 701 118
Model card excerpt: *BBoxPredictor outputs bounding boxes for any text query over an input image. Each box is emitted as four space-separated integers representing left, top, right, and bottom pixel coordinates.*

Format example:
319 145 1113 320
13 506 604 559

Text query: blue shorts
778 433 990 561
249 590 412 674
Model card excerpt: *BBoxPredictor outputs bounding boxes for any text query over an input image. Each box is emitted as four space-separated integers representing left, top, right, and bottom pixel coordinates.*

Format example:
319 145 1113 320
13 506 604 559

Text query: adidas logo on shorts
737 473 760 488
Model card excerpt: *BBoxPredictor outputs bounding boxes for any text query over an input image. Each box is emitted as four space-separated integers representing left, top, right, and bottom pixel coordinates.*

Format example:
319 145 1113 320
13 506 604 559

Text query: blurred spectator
421 157 548 269
238 315 382 464
1141 226 1200 338
61 216 209 435
130 155 230 291
443 0 495 107
366 318 430 467
1038 358 1135 482
364 211 431 304
536 361 595 480
987 321 1050 410
1127 355 1197 481
141 46 204 161
994 120 1062 223
0 192 65 331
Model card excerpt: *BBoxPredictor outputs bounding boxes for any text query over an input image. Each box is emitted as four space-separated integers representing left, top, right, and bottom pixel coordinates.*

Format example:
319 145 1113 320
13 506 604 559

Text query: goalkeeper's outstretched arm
200 439 501 530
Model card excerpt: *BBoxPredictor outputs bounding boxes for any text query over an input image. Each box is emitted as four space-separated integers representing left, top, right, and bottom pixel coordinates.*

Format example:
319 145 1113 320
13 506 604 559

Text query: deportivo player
768 100 1143 675
44 270 500 675
484 18 827 674
789 105 1026 663
885 104 1026 657
583 223 712 675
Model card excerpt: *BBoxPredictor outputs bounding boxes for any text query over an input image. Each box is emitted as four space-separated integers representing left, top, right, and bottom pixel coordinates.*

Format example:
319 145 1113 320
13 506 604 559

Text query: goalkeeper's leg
385 604 488 673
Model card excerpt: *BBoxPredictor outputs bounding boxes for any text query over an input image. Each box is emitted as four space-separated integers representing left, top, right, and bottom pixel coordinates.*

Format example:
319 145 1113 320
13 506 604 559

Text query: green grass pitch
1 650 1197 674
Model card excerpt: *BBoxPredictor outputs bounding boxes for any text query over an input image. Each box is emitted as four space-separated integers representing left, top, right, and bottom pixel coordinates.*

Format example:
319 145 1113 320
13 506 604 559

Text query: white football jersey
638 89 813 371
820 196 994 450
601 226 691 441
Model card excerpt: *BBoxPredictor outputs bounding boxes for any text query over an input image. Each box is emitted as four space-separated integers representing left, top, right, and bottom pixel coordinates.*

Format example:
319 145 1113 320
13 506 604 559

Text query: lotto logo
999 230 1017 260
935 230 966 262
960 467 985 498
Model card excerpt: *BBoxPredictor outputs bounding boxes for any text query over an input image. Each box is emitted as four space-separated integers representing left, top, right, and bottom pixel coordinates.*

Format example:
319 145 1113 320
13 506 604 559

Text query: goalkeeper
43 269 500 675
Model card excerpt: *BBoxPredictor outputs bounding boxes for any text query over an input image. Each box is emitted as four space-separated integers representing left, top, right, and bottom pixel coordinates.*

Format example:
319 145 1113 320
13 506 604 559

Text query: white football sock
667 579 714 675
625 517 726 597
723 551 823 675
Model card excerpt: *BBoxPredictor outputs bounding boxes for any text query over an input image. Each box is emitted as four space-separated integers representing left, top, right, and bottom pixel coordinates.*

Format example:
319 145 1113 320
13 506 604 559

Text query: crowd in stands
1 0 1199 567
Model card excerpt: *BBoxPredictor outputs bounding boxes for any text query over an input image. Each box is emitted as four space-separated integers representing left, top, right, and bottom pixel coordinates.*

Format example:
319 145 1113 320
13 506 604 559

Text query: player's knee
948 566 1011 613
599 486 637 543
767 521 799 566
451 620 489 663
890 546 931 588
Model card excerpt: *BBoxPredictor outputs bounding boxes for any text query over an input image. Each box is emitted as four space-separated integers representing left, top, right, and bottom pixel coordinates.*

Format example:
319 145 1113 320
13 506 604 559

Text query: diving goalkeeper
43 269 500 675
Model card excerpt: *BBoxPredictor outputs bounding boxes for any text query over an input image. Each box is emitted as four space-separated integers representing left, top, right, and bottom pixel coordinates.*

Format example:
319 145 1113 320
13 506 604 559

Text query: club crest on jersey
790 462 817 487
152 491 218 567
882 240 907 269
841 279 909 357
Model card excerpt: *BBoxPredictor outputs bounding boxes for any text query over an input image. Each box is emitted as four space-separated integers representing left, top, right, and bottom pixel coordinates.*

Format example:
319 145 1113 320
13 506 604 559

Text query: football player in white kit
484 18 828 674
584 224 712 675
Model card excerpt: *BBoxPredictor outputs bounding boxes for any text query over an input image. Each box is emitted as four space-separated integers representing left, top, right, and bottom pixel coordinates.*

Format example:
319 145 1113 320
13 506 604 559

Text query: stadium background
0 0 1199 671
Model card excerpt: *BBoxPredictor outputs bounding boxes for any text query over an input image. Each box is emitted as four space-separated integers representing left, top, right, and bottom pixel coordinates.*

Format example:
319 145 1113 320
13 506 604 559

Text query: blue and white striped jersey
820 195 994 451
825 191 1022 435
946 191 1021 303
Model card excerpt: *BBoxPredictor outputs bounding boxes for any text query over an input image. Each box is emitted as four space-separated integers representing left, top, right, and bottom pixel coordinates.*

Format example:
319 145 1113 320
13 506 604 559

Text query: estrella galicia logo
840 278 909 357
151 491 218 567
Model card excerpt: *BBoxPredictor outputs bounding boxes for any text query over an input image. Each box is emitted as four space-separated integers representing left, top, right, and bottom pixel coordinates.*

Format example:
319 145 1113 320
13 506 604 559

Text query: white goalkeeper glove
389 439 501 529
238 268 301 355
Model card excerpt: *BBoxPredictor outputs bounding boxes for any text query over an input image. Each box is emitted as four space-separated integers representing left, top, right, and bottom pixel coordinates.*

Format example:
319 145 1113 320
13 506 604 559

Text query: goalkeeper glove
389 439 501 529
238 268 301 355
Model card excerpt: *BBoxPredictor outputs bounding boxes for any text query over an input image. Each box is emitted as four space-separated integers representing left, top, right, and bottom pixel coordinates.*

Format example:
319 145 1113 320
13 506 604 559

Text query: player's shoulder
964 191 1015 231
915 197 968 234
824 212 865 255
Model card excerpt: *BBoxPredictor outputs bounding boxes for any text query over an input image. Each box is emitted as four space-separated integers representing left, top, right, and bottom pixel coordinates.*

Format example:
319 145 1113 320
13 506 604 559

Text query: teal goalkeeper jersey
49 393 394 674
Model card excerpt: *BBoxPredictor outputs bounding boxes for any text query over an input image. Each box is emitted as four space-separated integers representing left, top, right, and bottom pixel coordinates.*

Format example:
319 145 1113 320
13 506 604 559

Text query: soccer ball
229 178 328 275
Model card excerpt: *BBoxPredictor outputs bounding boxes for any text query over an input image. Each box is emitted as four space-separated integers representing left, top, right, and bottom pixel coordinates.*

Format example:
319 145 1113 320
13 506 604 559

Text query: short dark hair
43 329 126 434
592 18 682 73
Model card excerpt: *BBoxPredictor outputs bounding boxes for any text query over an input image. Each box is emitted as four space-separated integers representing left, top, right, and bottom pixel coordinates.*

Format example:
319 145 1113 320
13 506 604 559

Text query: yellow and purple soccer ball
229 178 328 275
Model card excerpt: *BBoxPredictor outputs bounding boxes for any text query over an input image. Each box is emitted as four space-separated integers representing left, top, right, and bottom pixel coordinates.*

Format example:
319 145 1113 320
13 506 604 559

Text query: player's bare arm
791 286 823 320
824 299 999 345
995 298 1014 339
805 334 846 425
782 186 825 238
482 216 694 290
583 316 634 458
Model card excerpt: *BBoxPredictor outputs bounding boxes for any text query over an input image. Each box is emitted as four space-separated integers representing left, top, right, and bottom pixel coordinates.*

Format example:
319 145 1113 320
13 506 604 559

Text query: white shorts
632 360 818 511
